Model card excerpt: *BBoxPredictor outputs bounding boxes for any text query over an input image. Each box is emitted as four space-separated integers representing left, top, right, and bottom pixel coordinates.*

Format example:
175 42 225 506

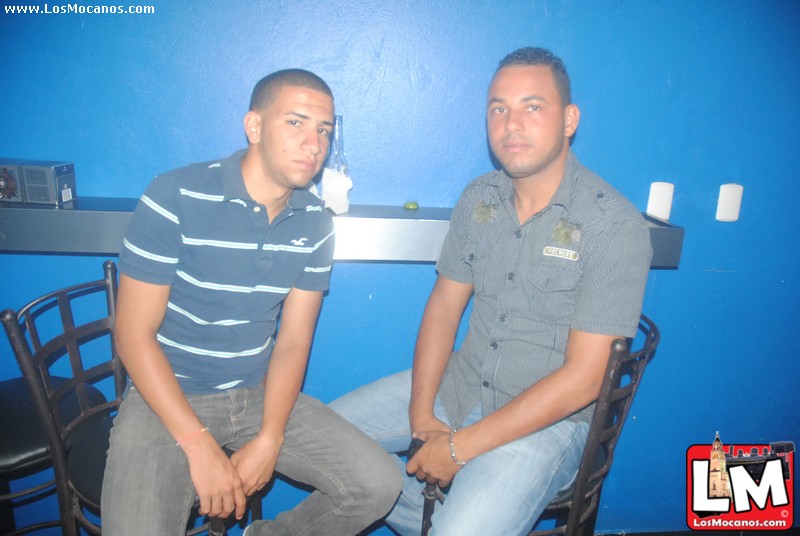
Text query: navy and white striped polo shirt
119 150 334 394
436 151 652 427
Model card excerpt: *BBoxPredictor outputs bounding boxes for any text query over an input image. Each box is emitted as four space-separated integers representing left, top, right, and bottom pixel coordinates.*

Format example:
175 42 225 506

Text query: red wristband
176 427 209 447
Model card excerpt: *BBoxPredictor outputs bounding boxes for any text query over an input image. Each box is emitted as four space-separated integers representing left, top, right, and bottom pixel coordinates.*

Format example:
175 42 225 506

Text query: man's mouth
295 159 317 171
503 141 530 153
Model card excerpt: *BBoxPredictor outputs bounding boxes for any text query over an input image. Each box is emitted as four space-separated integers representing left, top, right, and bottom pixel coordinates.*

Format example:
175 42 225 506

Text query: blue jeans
329 370 589 536
101 386 402 535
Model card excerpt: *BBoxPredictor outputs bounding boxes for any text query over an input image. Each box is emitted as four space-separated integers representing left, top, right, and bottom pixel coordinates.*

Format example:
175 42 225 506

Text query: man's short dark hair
497 47 572 105
249 69 333 111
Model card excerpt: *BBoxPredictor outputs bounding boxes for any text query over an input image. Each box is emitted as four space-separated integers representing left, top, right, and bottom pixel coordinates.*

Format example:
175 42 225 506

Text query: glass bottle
328 115 348 176
321 115 353 214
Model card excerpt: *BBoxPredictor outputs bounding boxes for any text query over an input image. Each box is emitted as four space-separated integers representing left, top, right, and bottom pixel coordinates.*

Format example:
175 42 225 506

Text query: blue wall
2 0 799 533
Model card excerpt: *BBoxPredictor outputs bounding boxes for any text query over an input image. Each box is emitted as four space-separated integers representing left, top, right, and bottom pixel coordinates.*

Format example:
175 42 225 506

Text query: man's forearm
259 343 309 442
119 339 205 441
453 331 617 462
409 276 473 431
257 287 322 441
409 318 456 427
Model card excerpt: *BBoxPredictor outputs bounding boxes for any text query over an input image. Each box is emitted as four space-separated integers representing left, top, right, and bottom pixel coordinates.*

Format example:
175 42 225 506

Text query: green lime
403 201 419 210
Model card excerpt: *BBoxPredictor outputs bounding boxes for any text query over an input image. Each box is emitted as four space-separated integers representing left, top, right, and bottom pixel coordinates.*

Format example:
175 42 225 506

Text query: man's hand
182 432 247 520
230 433 282 497
410 410 450 438
406 429 461 487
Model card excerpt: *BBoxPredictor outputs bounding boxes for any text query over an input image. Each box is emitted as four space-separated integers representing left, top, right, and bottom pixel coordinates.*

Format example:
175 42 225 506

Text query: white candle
646 182 674 221
716 183 744 222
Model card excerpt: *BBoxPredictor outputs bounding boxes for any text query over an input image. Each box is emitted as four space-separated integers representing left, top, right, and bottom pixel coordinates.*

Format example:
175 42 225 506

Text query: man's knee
376 458 404 515
350 452 403 519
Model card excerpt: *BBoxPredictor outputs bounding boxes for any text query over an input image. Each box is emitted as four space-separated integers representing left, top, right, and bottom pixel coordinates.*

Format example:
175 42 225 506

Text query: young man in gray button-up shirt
331 47 651 535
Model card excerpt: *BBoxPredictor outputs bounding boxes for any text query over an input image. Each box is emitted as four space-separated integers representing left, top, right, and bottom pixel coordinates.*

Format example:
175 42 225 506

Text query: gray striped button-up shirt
436 151 651 427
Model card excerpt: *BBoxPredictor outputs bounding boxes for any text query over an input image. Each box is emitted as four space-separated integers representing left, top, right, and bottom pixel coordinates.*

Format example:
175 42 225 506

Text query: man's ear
564 103 580 138
244 111 261 144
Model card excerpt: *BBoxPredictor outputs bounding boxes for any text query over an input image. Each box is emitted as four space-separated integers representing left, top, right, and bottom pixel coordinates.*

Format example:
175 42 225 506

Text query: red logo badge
687 433 794 531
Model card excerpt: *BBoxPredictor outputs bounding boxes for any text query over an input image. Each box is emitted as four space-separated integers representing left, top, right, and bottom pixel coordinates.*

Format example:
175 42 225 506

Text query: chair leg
577 507 599 536
65 495 84 536
1 478 16 535
206 491 263 536
208 516 226 536
250 493 262 521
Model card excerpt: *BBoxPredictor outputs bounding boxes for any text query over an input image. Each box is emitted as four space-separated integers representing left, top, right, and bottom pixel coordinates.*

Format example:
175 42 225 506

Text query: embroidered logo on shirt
543 246 579 261
473 201 499 224
552 218 582 245
291 238 309 246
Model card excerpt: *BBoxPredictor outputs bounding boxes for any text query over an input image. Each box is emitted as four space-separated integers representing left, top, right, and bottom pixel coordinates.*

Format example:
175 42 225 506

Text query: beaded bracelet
448 429 468 466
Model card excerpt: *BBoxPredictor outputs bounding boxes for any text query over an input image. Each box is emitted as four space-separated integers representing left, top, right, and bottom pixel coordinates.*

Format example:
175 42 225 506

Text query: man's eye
491 107 505 114
288 120 301 126
529 105 540 111
318 128 331 137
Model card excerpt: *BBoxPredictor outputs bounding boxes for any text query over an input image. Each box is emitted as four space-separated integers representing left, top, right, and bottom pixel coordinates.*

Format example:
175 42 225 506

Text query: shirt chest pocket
526 259 582 325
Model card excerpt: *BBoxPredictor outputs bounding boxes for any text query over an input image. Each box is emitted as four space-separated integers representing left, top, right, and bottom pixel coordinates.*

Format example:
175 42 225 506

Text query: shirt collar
486 149 579 210
549 150 579 209
219 148 325 213
220 149 250 202
286 183 325 212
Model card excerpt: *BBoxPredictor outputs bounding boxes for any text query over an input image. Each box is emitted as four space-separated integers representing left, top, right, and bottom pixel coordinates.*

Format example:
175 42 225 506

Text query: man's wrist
409 404 436 432
176 427 208 447
449 429 469 466
253 427 285 448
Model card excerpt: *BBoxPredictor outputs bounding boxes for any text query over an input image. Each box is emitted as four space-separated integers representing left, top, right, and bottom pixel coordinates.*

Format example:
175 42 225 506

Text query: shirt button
482 381 490 388
253 206 261 213
507 272 514 280
490 342 498 350
468 253 475 261
499 314 507 322
515 229 522 238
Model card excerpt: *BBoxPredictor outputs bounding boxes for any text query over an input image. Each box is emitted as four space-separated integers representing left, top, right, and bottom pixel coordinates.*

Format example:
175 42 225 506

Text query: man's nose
302 129 323 155
504 109 523 133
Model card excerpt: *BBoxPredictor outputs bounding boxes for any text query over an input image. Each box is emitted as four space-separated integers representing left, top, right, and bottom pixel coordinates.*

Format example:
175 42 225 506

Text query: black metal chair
528 314 660 536
410 315 659 536
1 260 261 535
1 261 120 536
0 377 61 535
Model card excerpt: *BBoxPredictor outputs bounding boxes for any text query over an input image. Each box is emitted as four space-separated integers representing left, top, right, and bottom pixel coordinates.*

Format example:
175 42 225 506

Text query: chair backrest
1 260 124 529
530 314 660 536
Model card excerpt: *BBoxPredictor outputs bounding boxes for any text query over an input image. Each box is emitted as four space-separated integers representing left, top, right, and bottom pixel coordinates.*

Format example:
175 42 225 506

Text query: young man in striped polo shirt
101 69 401 535
330 48 652 534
